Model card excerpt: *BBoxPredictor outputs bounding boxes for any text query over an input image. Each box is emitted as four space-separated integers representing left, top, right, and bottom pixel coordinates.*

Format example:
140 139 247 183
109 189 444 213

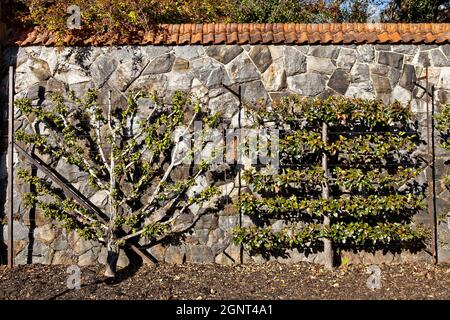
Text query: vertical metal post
430 85 438 263
237 86 243 265
7 65 14 268
222 83 243 265
424 65 437 264
414 62 438 264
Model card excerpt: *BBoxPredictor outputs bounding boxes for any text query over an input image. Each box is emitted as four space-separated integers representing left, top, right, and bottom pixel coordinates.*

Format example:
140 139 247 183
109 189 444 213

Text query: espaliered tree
15 89 223 277
436 103 450 188
233 96 428 269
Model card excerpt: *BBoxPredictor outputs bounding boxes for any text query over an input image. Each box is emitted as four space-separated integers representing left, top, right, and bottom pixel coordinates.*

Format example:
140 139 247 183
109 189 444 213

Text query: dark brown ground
0 262 449 300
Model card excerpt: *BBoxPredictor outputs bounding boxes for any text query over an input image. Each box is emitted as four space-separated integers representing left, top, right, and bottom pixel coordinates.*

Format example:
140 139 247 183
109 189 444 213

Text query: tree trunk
105 90 120 278
105 238 120 278
322 122 334 270
322 217 334 270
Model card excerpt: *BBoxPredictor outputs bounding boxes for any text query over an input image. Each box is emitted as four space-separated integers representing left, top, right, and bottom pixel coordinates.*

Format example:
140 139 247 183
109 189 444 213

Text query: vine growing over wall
232 96 428 267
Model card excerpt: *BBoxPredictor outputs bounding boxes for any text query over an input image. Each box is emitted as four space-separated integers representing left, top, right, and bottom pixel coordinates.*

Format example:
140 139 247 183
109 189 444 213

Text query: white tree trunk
322 122 334 270
105 90 120 278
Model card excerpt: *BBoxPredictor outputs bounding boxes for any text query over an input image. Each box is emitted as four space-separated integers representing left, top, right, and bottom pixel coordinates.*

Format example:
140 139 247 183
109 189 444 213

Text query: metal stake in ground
430 85 438 262
7 65 14 268
414 64 438 264
223 84 243 264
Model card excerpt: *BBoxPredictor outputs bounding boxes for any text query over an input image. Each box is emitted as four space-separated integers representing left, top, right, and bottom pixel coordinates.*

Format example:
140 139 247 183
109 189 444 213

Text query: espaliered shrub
232 96 428 265
436 103 450 187
15 90 223 277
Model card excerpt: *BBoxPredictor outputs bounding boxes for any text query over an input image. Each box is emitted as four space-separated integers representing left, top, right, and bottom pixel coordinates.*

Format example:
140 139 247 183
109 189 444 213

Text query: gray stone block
187 245 214 263
399 64 417 91
142 54 175 75
356 45 375 63
371 74 392 94
308 45 340 59
287 73 326 96
378 51 404 69
328 68 350 95
284 47 306 76
307 56 335 75
240 80 269 105
165 245 186 264
336 48 356 70
205 45 243 64
3 221 29 241
430 48 449 67
249 46 272 73
191 58 226 88
219 215 239 231
91 55 118 87
226 53 260 83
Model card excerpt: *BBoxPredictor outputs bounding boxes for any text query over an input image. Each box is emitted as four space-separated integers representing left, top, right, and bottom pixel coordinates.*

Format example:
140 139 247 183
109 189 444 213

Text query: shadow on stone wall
0 46 18 265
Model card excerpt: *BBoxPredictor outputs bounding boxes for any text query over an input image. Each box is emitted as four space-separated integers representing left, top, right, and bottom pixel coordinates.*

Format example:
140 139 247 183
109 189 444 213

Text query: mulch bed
0 262 449 300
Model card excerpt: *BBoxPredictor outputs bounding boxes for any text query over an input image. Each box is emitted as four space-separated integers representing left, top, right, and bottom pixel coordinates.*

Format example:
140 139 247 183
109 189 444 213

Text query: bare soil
0 262 449 300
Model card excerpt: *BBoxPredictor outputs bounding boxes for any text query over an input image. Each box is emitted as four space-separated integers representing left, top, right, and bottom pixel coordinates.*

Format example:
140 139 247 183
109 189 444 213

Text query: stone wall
1 43 449 266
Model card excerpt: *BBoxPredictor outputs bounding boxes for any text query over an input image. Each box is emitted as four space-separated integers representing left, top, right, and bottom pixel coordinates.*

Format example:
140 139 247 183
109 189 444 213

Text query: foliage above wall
381 0 449 23
7 0 448 41
232 96 429 264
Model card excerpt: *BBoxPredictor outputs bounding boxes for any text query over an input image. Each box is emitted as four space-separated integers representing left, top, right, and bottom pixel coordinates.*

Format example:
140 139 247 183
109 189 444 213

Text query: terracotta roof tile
203 23 215 44
261 24 273 44
237 24 250 44
249 24 262 43
365 31 378 43
389 31 402 43
412 32 424 44
424 32 436 43
297 31 308 44
214 24 227 44
36 30 49 45
377 31 391 43
226 23 238 44
342 29 353 43
142 31 153 44
320 31 333 44
284 23 297 43
167 24 179 44
191 24 203 44
44 36 56 46
436 33 447 43
272 23 284 43
178 24 192 44
330 31 342 44
328 23 340 33
6 23 449 46
309 31 322 44
20 29 37 46
399 32 414 43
